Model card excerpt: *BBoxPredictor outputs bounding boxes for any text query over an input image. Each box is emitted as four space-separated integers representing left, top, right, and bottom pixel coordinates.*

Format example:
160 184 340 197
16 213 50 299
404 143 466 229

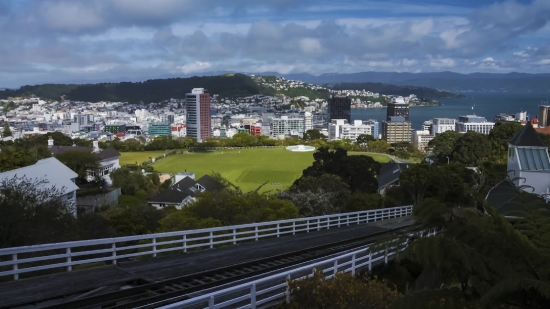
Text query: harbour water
351 91 550 130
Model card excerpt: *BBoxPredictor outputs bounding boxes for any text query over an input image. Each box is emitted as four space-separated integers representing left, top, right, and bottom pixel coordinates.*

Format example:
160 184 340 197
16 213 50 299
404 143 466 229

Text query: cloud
1 0 550 87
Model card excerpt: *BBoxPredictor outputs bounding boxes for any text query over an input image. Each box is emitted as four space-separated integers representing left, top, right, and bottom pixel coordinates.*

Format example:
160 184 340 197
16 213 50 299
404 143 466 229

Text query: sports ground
119 148 391 192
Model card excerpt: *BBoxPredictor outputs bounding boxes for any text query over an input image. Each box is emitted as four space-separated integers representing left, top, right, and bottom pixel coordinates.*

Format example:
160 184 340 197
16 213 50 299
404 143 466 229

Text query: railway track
36 221 413 309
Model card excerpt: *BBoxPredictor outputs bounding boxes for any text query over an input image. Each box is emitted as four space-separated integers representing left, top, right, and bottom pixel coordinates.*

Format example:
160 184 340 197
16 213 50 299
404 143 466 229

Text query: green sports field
151 148 313 192
119 151 167 165
120 148 392 192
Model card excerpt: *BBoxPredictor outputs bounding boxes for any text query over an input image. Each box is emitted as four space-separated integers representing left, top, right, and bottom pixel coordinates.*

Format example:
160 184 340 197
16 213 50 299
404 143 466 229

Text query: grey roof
50 146 120 160
485 179 550 217
377 161 409 190
148 175 222 204
509 122 546 147
0 157 79 195
197 175 223 191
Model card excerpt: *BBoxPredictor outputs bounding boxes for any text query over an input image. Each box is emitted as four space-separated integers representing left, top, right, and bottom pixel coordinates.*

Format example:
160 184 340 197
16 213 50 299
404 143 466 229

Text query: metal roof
0 157 79 195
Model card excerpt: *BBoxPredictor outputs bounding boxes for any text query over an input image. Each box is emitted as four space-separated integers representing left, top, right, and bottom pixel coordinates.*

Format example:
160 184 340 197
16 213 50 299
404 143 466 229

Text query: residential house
148 174 221 210
0 157 79 215
48 138 120 185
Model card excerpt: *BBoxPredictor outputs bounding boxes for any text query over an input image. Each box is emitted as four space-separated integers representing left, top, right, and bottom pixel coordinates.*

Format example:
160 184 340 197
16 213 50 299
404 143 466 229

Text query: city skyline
1 0 550 87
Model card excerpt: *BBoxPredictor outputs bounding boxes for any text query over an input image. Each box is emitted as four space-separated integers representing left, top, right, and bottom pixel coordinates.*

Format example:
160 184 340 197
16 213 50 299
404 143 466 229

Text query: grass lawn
152 148 312 192
149 148 392 193
349 152 391 163
119 151 168 165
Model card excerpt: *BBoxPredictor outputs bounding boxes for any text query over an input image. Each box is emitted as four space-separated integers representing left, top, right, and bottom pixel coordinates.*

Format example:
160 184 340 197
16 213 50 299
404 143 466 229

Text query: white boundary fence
158 229 436 309
0 206 412 281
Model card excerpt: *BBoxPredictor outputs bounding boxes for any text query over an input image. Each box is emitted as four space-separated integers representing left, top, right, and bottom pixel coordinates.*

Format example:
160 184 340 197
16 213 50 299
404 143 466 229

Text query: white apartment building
412 130 435 153
456 115 494 135
270 116 305 138
432 118 456 136
329 119 374 142
304 112 313 131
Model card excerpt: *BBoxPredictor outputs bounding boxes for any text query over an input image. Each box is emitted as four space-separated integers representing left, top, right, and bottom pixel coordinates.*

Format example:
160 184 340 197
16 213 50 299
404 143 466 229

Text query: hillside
327 82 464 99
0 73 462 103
0 74 261 103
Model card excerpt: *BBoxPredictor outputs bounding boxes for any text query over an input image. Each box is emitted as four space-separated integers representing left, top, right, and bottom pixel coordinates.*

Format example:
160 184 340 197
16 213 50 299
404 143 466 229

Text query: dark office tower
386 97 409 121
328 96 351 122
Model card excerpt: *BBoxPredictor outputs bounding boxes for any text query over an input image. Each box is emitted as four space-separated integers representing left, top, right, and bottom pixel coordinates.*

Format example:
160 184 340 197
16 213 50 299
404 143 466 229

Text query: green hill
0 74 461 103
0 74 261 103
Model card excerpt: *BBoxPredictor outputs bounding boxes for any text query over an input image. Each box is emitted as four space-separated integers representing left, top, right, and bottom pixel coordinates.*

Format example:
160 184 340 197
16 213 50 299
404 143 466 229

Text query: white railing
0 205 412 280
157 229 436 309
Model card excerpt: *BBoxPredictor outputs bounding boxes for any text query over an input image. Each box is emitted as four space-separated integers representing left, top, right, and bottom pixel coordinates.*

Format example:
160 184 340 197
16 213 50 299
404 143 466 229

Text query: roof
148 175 222 204
148 177 198 204
197 175 223 191
0 157 79 195
509 122 546 147
50 146 120 160
485 179 550 217
535 126 550 135
377 161 409 190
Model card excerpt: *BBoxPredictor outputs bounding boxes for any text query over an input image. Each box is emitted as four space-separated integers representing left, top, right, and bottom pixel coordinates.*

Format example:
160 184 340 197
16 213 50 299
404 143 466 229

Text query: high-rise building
186 88 211 142
386 97 409 121
328 96 351 122
382 116 412 143
539 105 550 127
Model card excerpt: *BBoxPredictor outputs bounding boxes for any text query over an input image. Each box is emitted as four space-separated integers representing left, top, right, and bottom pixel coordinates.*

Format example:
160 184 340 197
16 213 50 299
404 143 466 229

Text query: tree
488 122 522 161
399 164 434 204
369 140 390 153
300 147 380 193
452 131 492 166
283 174 351 216
303 129 326 142
55 150 104 186
0 176 76 248
2 122 12 137
285 270 402 309
428 131 461 162
101 203 166 236
356 134 374 147
0 146 38 172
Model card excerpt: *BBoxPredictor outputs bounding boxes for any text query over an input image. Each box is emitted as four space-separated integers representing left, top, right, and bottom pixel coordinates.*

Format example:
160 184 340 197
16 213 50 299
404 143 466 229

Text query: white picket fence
0 206 412 280
158 229 436 309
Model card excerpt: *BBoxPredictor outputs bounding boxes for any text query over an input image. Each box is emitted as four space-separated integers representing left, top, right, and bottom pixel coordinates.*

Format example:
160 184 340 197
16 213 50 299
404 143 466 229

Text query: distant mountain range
276 71 550 93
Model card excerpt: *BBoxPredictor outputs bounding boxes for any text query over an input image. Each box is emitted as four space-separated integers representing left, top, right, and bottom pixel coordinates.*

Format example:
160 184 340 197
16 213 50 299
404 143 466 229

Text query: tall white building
456 115 494 135
329 119 374 142
304 112 313 131
270 116 305 138
432 118 456 136
185 88 211 142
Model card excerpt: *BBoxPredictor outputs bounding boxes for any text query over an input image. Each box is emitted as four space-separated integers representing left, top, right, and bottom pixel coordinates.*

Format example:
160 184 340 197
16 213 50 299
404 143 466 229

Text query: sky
1 0 550 88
